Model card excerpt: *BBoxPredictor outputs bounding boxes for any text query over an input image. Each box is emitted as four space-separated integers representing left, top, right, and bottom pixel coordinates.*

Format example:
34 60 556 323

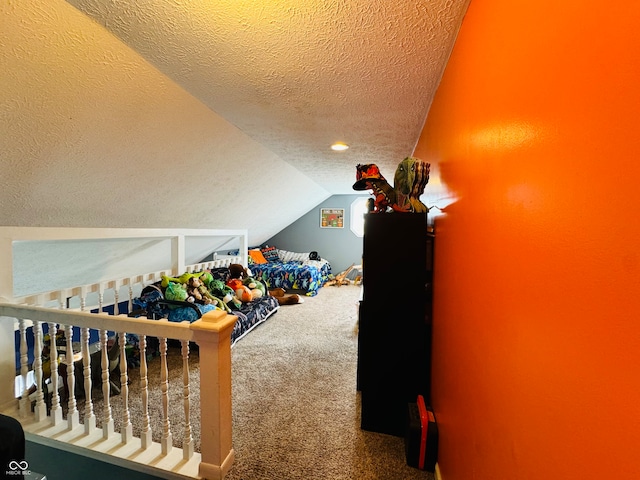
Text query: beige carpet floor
226 285 433 480
75 285 434 480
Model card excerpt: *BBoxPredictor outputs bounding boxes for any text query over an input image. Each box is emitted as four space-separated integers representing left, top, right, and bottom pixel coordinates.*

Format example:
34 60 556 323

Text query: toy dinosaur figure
353 158 430 213
161 271 205 288
392 157 430 213
352 164 396 212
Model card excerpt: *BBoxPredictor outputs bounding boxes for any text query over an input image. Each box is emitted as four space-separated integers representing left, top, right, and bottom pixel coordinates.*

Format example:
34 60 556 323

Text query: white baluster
81 326 96 433
160 337 172 454
48 322 63 424
98 291 104 312
33 321 47 422
65 324 79 429
100 329 114 438
80 289 86 312
119 331 133 444
139 334 152 449
128 284 134 315
182 340 194 460
18 319 29 417
113 288 119 316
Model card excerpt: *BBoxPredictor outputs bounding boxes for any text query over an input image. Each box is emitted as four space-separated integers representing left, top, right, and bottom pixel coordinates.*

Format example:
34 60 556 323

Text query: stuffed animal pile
229 263 303 305
157 263 303 314
161 271 233 311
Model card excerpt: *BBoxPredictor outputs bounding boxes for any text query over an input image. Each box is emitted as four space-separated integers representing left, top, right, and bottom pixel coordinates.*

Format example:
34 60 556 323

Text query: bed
246 247 332 296
13 265 280 375
129 266 280 346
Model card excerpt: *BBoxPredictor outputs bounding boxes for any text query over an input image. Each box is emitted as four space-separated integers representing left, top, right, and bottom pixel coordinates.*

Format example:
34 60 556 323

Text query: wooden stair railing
1 275 238 479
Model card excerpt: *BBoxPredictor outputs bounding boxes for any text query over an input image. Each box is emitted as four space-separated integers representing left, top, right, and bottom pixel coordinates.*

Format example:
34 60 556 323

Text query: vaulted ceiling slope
1 0 468 247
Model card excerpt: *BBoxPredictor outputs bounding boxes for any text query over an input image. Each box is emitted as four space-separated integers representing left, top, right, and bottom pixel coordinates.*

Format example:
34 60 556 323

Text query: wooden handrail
0 303 237 479
0 227 247 479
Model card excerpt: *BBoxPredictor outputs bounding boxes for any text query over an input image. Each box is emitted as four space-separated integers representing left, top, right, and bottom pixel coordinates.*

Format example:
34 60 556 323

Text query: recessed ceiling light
331 142 349 151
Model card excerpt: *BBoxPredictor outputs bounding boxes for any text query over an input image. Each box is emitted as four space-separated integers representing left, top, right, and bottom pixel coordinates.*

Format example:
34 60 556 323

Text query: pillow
261 246 281 262
248 249 268 264
277 249 309 263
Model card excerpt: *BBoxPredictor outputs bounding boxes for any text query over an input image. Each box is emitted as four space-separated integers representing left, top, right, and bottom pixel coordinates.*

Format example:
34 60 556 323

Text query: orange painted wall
414 1 640 479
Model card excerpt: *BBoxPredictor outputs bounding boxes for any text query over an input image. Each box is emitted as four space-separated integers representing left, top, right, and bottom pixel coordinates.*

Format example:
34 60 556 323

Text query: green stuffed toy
199 271 214 288
161 271 205 289
209 279 241 310
243 276 265 299
165 282 188 302
187 276 229 311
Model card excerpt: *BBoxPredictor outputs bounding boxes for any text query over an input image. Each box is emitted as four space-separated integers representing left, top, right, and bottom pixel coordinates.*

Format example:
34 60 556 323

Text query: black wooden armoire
357 212 434 436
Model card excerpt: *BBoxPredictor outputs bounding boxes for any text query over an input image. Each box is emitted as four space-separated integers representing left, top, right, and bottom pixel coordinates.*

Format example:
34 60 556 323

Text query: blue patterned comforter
130 283 280 346
249 260 331 296
230 295 279 345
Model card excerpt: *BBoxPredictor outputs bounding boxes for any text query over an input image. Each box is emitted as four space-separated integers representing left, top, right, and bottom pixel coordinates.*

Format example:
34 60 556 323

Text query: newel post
190 309 237 480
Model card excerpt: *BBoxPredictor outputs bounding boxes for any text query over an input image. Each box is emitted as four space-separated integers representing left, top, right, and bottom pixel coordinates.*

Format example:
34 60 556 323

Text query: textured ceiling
65 0 470 193
1 0 468 247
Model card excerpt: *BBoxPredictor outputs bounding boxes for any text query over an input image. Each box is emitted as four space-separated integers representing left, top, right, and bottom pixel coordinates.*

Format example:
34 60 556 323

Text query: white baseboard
435 462 442 480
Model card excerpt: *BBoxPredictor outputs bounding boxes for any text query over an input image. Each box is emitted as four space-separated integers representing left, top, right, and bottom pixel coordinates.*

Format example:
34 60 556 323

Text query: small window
350 197 369 237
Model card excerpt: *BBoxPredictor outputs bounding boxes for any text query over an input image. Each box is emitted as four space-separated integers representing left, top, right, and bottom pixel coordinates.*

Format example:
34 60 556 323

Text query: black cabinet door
358 213 432 436
363 213 427 300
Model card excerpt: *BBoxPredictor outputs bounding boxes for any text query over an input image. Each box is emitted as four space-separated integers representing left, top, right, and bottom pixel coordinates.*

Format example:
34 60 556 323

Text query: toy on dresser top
353 156 431 214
